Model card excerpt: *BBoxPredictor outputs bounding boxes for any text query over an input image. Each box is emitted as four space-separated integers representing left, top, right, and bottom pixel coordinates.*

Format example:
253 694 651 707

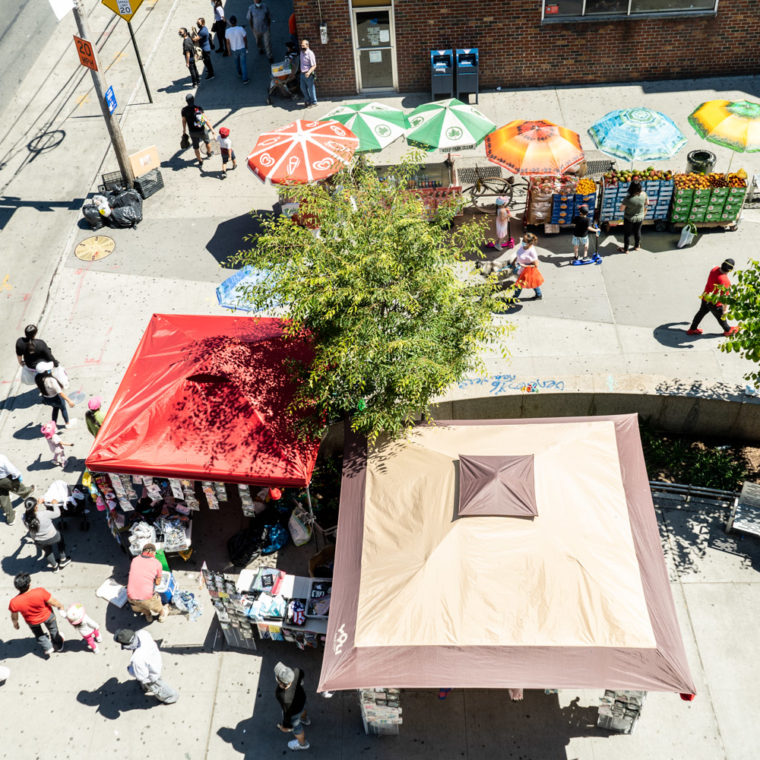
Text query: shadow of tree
654 377 747 401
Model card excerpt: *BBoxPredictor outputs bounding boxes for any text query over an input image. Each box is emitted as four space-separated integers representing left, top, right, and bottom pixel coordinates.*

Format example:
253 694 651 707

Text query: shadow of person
12 423 41 441
1 535 43 577
26 455 57 472
653 321 716 349
0 636 39 660
0 388 42 412
77 677 155 719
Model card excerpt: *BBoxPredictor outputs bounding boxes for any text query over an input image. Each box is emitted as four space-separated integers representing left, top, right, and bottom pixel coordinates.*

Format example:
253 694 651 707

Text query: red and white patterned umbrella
247 119 359 184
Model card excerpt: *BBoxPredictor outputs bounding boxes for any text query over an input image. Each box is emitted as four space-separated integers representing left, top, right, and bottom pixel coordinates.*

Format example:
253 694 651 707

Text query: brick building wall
293 0 760 96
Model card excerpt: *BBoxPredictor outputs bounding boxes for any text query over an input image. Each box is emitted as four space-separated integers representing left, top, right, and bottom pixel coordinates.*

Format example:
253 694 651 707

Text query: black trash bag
108 189 142 209
82 203 105 229
227 528 263 567
110 206 140 228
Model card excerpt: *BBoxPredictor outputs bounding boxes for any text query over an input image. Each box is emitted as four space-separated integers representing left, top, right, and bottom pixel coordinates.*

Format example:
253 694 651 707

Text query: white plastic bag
20 365 36 385
677 223 697 249
43 479 70 507
288 506 312 547
51 365 69 389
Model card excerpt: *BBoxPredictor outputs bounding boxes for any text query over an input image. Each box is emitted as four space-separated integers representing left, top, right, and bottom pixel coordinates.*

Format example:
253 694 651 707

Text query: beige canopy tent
318 414 695 694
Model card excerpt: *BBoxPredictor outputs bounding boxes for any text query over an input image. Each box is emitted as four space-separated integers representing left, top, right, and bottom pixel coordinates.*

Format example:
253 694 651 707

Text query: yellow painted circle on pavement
75 235 115 261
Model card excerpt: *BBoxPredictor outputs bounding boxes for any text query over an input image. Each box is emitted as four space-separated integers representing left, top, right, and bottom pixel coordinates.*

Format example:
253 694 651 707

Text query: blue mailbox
430 49 454 100
456 48 479 104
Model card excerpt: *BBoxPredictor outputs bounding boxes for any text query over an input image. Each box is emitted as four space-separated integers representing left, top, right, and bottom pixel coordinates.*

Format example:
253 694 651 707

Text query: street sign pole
72 0 134 188
127 20 153 104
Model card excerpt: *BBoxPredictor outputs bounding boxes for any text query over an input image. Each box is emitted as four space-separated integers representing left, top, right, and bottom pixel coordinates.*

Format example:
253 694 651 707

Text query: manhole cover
75 235 115 261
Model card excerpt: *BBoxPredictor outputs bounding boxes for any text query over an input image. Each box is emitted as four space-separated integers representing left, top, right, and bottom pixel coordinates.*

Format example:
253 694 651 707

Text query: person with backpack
192 18 215 80
178 27 200 88
35 362 75 426
181 94 216 168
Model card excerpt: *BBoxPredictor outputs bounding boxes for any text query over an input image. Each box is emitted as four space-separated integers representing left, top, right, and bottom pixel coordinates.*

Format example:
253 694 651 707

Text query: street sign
101 0 143 23
105 86 118 115
73 35 98 71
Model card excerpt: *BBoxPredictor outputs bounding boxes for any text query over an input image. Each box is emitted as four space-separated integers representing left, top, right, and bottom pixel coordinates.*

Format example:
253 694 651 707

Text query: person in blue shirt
193 18 215 80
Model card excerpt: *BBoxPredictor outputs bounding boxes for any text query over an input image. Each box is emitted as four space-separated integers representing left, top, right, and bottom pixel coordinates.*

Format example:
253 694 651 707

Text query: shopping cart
267 61 299 105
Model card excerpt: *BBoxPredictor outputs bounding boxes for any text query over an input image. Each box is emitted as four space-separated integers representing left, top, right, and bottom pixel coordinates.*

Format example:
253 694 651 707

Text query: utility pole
72 0 134 188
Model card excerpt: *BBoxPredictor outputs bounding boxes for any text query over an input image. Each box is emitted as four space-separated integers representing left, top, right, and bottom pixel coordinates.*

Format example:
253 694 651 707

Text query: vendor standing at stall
126 543 168 623
618 180 648 254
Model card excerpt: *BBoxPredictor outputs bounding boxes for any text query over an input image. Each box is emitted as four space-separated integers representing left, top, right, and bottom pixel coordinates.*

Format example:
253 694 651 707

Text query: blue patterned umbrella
216 266 277 312
588 108 687 161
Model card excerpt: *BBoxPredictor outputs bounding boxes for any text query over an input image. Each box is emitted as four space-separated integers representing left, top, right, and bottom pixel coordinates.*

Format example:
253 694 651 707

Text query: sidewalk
1 2 760 758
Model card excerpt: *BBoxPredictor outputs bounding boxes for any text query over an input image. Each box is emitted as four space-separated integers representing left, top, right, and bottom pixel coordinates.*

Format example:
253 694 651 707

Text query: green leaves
232 154 510 443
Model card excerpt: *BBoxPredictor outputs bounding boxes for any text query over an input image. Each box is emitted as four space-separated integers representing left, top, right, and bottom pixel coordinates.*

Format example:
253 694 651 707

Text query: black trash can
686 149 716 174
430 49 454 100
455 48 479 104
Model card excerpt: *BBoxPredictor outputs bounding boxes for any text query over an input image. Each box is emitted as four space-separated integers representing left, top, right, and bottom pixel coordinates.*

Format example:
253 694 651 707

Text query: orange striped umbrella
485 119 584 176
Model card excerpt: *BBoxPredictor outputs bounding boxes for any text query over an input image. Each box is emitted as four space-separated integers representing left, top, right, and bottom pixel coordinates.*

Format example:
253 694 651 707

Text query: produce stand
598 169 674 232
524 175 597 232
668 171 747 230
375 159 462 220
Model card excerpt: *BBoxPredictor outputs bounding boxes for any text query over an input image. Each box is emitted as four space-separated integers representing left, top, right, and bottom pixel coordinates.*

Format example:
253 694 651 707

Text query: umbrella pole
727 152 735 174
304 484 319 549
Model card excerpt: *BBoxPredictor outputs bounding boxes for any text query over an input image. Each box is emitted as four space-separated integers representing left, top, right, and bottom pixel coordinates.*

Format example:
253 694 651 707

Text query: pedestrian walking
193 18 215 80
8 573 65 658
182 94 215 168
85 396 106 438
114 628 179 704
617 179 648 253
64 603 103 653
513 233 544 300
247 0 273 62
274 661 311 751
571 204 601 264
23 497 71 572
34 362 75 426
127 542 169 622
225 16 249 84
488 196 512 249
211 0 227 54
299 40 317 107
179 28 200 87
217 127 237 177
0 453 34 525
16 325 58 385
40 421 72 468
686 258 740 336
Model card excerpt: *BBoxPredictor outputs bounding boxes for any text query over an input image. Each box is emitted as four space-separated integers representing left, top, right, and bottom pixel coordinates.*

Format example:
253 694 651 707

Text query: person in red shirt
8 572 66 657
687 258 740 337
127 543 168 623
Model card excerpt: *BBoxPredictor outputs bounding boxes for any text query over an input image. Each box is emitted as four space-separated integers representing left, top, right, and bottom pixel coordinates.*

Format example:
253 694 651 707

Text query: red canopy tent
86 314 319 488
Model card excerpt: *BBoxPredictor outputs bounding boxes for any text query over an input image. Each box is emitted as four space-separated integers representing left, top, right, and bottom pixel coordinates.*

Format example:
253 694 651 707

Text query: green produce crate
689 211 707 222
710 187 729 199
721 210 740 221
706 201 726 213
728 187 746 198
673 202 692 214
674 187 694 199
705 213 722 222
693 188 712 199
671 213 690 223
723 201 743 214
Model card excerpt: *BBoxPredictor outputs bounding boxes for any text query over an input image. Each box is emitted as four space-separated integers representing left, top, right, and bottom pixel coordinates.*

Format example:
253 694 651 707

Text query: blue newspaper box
456 48 479 103
430 49 454 100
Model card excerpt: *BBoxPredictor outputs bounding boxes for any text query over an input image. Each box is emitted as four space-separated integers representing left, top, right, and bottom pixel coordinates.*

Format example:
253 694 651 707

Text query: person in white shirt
513 232 544 300
0 454 34 525
115 628 179 704
225 15 249 84
216 126 237 177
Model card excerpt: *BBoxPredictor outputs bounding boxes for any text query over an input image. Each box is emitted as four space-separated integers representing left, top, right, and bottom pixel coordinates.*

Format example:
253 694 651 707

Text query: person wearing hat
687 258 740 337
85 397 106 438
274 661 310 751
114 628 178 704
0 453 34 525
181 94 216 168
34 361 75 426
488 196 512 250
216 126 237 177
126 543 168 622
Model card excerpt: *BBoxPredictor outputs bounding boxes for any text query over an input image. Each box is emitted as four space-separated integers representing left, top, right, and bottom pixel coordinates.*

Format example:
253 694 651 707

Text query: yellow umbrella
689 99 760 154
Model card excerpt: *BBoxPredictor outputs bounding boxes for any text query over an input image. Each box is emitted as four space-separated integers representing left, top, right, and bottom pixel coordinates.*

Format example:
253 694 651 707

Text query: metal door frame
349 3 398 93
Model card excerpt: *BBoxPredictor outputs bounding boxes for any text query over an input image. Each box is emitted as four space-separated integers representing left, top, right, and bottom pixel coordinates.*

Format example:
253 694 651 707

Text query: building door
351 6 397 92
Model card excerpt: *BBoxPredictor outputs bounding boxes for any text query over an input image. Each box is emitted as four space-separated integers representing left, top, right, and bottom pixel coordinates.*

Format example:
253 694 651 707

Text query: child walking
488 197 513 249
217 127 237 178
41 421 72 468
65 604 103 653
571 204 600 264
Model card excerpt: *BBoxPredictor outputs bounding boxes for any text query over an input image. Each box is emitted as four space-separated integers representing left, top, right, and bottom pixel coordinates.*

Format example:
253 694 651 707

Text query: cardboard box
129 145 160 178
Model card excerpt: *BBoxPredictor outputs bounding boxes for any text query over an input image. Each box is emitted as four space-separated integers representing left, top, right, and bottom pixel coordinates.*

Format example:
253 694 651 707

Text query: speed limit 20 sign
73 35 98 71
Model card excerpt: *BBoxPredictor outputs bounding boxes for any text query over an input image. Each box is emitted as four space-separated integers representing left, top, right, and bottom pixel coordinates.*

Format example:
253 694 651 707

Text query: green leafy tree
232 154 511 443
709 259 760 387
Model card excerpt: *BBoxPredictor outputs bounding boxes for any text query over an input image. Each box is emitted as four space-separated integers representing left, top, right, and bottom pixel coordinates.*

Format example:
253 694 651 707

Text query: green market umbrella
406 98 496 152
322 102 409 153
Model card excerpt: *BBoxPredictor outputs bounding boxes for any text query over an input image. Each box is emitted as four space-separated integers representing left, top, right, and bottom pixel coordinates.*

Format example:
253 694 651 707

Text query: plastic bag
20 365 36 385
92 194 111 217
82 203 104 229
110 205 141 228
43 479 70 507
51 365 69 389
677 223 697 249
288 507 313 547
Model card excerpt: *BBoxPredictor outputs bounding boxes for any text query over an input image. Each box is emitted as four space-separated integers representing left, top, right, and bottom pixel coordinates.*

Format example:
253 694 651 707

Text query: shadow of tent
205 211 277 267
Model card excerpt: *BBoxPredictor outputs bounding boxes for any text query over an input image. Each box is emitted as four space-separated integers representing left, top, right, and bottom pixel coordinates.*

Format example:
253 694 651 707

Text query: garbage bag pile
82 189 143 230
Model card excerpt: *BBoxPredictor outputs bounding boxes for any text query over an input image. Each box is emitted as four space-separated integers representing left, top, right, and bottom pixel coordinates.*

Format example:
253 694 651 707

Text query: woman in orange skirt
513 232 544 300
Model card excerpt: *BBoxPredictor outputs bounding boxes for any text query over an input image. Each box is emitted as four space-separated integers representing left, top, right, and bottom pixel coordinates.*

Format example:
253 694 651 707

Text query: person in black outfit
179 27 199 87
274 662 310 751
15 325 58 369
570 204 600 264
181 94 215 168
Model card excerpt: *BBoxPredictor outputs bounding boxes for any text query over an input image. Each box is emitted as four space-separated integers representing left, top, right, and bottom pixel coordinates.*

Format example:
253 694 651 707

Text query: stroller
266 54 300 105
478 245 520 289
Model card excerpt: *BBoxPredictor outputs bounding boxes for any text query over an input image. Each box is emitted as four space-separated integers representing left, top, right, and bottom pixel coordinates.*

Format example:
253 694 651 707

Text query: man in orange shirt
687 258 740 337
9 572 66 657
127 543 168 622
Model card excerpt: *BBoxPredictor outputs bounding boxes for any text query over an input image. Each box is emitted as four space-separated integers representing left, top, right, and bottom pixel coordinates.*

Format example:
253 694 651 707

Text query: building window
543 0 717 19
